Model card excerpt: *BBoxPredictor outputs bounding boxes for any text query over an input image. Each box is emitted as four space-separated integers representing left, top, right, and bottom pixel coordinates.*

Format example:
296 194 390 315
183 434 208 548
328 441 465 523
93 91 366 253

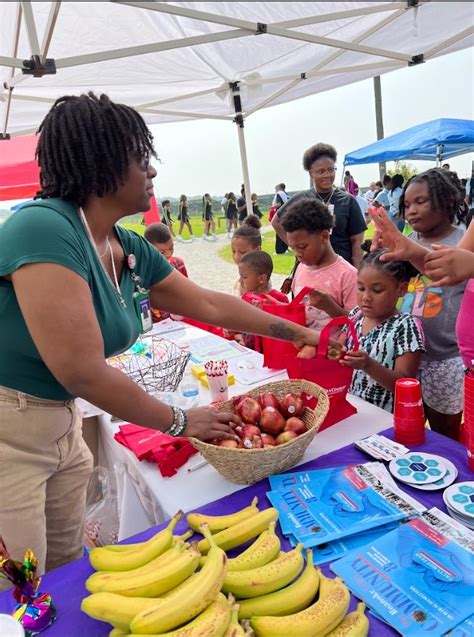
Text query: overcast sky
151 47 473 198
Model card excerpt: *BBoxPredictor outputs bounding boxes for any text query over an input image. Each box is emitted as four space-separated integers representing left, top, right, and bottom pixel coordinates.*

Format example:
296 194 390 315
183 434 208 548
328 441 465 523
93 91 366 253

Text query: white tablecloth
95 322 394 540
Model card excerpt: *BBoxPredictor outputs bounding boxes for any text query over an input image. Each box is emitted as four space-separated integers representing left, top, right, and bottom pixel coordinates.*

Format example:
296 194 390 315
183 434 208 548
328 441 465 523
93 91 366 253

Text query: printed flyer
266 464 421 548
331 508 474 636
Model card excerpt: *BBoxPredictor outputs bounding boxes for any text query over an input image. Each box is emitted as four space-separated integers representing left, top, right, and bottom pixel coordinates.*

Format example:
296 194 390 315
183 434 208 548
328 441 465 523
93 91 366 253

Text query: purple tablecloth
1 428 470 637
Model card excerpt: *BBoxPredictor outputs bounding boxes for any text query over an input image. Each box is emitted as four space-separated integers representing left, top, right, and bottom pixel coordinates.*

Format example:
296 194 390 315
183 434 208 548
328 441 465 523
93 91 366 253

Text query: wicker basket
190 379 329 485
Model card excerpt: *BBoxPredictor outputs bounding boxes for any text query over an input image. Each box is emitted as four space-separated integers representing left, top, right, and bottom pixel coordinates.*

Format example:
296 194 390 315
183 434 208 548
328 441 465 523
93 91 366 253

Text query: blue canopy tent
344 118 474 166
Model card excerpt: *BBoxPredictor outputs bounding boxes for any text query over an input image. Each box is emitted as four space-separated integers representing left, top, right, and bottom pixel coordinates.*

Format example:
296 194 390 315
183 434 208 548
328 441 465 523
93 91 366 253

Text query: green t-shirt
0 198 173 400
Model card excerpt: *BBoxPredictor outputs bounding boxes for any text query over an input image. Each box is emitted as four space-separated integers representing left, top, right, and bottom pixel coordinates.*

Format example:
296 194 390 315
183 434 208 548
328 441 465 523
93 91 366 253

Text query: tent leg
230 82 252 216
373 76 386 180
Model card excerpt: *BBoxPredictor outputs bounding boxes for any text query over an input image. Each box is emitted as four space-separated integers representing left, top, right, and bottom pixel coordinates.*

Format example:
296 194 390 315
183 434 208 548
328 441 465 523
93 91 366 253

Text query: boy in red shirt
144 222 188 322
238 251 288 350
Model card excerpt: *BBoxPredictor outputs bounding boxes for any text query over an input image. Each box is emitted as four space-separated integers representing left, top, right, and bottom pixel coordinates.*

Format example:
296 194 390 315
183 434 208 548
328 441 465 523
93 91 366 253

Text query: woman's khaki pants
0 385 93 589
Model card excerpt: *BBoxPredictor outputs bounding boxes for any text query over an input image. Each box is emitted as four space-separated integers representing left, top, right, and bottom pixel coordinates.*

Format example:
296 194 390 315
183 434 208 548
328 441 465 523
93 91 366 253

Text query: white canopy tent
1 1 473 207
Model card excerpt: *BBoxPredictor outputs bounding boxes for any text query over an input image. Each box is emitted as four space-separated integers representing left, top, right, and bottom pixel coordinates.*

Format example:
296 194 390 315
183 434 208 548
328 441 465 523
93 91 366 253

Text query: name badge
133 291 153 333
327 204 335 215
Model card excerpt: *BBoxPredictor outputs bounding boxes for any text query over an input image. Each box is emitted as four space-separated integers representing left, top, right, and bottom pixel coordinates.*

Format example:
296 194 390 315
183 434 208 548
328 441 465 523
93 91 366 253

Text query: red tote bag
244 287 311 369
286 316 359 431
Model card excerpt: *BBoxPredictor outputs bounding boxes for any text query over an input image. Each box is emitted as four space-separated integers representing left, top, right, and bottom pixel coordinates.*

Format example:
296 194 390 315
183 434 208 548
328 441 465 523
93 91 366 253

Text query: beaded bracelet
165 406 188 437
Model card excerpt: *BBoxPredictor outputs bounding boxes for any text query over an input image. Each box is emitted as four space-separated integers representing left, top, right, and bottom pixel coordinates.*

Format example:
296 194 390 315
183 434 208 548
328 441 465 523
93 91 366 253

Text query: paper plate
389 452 448 485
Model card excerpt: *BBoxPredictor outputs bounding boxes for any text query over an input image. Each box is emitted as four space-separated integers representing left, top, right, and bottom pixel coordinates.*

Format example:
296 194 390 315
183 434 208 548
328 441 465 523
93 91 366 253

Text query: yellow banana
225 602 246 637
187 497 259 532
228 522 280 571
89 511 183 572
129 525 228 634
81 592 161 630
86 543 186 592
93 544 201 598
198 508 278 554
238 549 319 619
97 530 191 556
123 593 231 637
326 603 369 637
222 544 304 599
109 629 127 637
250 573 350 637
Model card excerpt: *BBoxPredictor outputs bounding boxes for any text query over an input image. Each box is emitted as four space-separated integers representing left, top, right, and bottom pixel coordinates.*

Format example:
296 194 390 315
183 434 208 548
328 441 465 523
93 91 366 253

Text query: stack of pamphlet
331 508 474 636
266 463 424 563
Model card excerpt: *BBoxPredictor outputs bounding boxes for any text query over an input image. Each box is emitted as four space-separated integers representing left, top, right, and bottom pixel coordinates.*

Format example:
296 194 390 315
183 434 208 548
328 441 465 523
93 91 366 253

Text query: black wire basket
108 336 190 393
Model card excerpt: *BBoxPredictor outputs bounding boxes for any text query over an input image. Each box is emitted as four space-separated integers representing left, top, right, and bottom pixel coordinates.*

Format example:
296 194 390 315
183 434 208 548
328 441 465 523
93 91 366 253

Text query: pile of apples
213 391 307 449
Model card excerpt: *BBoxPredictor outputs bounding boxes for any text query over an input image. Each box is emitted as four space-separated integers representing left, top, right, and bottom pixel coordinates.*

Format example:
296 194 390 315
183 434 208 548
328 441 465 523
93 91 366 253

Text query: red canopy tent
0 135 160 223
0 135 39 201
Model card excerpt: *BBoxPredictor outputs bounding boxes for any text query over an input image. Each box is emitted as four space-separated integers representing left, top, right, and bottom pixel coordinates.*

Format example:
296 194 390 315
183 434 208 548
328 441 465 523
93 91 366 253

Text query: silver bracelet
165 406 188 437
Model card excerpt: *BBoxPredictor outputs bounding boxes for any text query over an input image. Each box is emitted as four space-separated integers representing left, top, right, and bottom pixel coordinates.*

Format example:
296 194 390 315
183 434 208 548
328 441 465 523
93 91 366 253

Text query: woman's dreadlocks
35 92 156 206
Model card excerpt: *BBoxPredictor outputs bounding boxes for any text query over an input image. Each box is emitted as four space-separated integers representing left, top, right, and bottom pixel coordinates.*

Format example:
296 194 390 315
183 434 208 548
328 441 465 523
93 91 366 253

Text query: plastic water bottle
179 366 200 409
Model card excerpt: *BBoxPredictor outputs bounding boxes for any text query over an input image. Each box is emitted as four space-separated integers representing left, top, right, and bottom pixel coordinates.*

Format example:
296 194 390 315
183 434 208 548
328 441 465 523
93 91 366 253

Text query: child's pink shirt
292 256 358 331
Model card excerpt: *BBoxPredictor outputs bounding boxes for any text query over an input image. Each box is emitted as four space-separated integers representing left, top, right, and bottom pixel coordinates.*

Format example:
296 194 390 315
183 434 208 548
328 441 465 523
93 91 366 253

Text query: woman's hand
424 245 474 286
369 208 413 261
184 407 241 442
292 326 320 350
297 345 316 359
340 349 370 370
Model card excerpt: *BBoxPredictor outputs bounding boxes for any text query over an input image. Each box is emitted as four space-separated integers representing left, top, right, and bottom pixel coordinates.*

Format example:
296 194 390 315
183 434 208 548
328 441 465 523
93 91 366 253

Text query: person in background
372 180 383 199
239 250 288 302
272 143 367 267
160 199 175 236
280 198 358 331
0 92 323 582
236 187 248 225
466 171 474 227
231 225 262 295
238 251 288 350
373 174 392 213
442 163 450 170
364 182 377 204
354 184 369 222
225 192 238 237
251 193 263 219
243 214 262 230
338 249 425 412
388 174 405 232
202 193 217 241
272 183 290 255
144 222 188 322
397 168 466 439
177 194 194 242
221 193 228 216
344 170 357 196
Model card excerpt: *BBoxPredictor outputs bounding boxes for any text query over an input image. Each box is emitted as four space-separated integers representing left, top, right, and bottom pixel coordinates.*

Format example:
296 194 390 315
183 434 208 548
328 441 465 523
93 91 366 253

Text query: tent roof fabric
344 118 474 165
0 1 473 136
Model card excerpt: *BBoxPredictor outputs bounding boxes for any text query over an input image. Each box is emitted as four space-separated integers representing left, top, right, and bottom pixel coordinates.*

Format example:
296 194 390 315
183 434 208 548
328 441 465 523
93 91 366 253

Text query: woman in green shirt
0 93 320 580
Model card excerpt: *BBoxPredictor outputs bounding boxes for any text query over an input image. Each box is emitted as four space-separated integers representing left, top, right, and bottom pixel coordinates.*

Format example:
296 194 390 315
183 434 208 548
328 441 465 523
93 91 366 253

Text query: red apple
260 433 276 447
217 439 239 448
236 424 261 439
258 392 280 411
259 406 286 435
284 417 307 436
241 435 263 449
276 431 298 445
280 393 304 418
237 397 262 424
232 394 246 409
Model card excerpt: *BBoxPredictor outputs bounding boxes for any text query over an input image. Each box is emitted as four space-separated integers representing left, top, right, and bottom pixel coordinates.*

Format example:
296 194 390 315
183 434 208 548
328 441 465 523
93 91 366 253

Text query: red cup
394 378 425 420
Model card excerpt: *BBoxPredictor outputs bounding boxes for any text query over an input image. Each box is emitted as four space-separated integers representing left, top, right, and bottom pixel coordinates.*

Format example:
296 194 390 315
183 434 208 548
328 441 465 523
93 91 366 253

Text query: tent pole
373 76 387 180
230 82 252 218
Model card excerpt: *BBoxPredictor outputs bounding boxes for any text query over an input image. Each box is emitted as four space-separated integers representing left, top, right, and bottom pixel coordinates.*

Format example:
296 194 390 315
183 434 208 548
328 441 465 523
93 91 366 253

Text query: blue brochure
331 509 474 636
266 464 418 548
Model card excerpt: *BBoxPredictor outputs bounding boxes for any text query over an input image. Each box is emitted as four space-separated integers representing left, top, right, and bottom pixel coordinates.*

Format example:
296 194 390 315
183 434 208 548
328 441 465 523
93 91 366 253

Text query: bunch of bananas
81 501 369 636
